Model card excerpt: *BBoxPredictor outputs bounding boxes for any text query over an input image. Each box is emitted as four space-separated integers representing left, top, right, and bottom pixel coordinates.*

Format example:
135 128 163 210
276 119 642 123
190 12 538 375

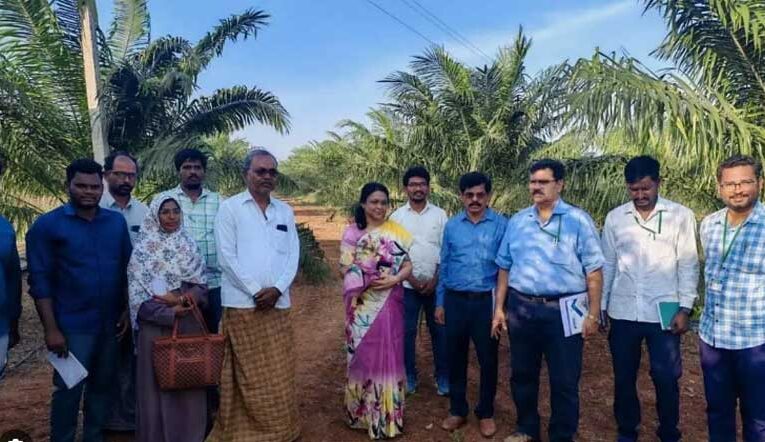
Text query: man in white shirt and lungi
208 149 301 442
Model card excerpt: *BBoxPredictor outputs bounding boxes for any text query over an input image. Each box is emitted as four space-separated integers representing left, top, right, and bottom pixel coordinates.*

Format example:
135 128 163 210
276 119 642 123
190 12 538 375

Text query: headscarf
127 195 206 330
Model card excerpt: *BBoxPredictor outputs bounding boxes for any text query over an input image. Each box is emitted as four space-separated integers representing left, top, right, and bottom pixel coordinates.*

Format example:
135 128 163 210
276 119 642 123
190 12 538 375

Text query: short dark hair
104 150 138 172
717 154 762 180
624 155 660 183
458 172 492 193
66 158 103 182
174 148 208 171
530 158 566 181
402 166 430 186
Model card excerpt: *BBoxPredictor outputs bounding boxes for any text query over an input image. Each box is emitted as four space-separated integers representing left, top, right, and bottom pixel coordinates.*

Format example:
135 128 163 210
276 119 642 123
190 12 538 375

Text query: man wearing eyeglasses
699 155 765 442
99 151 147 433
209 149 301 442
600 156 699 442
492 159 604 442
101 151 148 246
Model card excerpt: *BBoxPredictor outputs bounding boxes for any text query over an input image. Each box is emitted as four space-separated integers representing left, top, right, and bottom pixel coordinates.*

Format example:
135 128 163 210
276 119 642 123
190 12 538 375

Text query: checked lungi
207 307 300 442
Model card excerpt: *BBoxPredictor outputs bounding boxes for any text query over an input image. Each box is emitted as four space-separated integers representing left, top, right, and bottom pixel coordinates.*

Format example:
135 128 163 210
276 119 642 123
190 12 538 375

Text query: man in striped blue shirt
699 154 765 442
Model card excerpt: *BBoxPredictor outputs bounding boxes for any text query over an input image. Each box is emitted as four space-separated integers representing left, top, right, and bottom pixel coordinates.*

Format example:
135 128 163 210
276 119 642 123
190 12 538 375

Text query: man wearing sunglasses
492 159 604 442
699 154 765 442
601 156 699 442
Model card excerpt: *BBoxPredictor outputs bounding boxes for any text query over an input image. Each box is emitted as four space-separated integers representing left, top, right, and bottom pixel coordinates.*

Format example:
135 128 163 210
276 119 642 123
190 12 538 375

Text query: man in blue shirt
0 155 22 380
435 172 507 439
492 159 604 442
27 159 132 442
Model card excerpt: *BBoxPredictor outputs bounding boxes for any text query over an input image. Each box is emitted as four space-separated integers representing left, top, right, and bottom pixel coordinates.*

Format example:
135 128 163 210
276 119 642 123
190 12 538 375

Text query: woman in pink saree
340 182 413 439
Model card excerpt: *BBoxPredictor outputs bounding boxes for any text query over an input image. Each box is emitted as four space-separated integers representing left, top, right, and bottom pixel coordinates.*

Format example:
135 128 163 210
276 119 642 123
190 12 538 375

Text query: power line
403 0 492 62
362 0 436 46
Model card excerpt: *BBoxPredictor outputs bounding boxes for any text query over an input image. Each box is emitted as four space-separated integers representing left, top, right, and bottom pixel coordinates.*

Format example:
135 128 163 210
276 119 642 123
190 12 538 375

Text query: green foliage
297 223 331 284
0 0 289 231
283 29 582 217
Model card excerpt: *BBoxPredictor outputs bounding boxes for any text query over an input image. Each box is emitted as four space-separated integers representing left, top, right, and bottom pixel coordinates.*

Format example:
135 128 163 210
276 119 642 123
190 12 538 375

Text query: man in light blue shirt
493 159 604 442
435 172 507 439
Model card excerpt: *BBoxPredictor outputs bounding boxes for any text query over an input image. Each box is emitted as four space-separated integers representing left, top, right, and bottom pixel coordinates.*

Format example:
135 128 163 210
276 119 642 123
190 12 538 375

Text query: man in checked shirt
699 154 765 442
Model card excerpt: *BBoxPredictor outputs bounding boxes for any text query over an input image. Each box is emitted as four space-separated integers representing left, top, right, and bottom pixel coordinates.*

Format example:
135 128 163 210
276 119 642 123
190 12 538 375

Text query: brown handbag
152 295 225 391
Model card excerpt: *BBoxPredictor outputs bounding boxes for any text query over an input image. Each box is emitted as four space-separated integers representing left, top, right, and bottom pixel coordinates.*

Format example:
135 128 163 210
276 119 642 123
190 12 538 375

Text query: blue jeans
609 319 682 442
50 330 119 442
445 290 498 419
506 289 583 442
700 340 765 442
404 288 448 389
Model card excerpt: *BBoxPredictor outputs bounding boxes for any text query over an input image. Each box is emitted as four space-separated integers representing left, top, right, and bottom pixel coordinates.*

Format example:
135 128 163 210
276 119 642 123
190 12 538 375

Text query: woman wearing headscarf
129 195 208 442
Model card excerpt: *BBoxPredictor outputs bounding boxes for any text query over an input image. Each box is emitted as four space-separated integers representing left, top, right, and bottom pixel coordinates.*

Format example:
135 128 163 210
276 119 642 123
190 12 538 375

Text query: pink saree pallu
340 221 412 440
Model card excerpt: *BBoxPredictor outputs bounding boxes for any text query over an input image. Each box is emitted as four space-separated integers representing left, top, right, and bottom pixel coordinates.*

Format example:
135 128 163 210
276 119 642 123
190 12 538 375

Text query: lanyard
721 213 743 265
538 214 562 245
633 211 662 240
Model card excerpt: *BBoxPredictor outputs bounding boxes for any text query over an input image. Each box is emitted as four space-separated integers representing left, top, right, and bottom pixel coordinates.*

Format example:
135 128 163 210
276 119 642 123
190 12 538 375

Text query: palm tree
565 0 765 215
284 29 576 215
0 0 289 228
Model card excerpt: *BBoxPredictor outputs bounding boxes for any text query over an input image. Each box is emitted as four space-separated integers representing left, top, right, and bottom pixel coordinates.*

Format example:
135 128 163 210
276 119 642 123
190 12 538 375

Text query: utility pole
80 0 109 164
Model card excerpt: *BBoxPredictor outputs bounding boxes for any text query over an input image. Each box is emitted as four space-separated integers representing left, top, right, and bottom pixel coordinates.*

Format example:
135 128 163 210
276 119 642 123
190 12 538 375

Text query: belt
510 288 582 304
448 289 492 299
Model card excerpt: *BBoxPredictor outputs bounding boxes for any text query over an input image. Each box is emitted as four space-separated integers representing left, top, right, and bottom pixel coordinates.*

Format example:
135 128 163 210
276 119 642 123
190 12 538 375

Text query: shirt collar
531 198 569 218
63 202 104 219
405 201 431 213
713 201 765 226
101 191 133 209
173 185 209 200
624 196 669 218
241 191 275 209
459 207 496 224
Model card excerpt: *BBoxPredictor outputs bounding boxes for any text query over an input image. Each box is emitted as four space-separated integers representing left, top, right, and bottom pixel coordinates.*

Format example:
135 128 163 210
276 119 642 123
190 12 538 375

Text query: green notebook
657 301 680 331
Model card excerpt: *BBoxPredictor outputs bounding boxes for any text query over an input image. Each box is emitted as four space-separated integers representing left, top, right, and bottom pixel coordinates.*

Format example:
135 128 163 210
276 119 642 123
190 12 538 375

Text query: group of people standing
1 147 302 442
341 155 765 442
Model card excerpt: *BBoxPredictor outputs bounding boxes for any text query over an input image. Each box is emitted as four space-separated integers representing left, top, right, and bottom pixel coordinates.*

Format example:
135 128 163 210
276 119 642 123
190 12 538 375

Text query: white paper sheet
47 351 88 389
559 293 589 337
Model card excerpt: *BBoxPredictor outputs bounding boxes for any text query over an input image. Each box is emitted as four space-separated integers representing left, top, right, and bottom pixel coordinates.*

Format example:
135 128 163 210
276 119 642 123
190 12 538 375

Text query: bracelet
586 313 599 323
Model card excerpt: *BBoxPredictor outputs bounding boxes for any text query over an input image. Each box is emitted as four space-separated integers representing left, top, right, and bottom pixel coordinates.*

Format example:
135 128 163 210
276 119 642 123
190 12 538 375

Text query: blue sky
97 0 669 159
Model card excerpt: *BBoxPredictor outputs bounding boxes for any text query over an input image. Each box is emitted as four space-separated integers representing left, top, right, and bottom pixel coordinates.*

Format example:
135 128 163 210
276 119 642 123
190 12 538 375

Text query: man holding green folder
699 155 765 442
601 156 699 442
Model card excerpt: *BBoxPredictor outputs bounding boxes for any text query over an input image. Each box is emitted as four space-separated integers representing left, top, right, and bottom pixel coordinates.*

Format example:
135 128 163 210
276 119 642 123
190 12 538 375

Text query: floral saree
340 220 412 439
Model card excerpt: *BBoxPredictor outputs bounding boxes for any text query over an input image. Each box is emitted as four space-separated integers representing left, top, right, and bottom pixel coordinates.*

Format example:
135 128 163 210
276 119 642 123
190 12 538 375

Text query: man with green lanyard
601 156 699 442
492 159 604 442
699 154 765 442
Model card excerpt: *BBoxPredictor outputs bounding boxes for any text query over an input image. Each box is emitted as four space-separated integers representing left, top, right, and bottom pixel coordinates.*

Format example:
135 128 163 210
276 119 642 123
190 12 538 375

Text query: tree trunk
80 0 110 164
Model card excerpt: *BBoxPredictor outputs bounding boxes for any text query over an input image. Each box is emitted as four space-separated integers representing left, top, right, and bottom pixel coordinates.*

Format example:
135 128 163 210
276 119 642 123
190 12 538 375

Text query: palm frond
107 0 150 61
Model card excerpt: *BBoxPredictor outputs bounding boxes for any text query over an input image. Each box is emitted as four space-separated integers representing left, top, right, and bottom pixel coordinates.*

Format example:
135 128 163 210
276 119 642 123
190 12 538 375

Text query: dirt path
0 202 710 441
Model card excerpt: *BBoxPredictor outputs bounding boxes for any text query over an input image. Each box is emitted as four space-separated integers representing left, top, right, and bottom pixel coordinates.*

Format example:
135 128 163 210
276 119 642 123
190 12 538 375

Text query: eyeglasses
720 179 757 191
110 171 137 180
529 179 557 186
253 168 279 177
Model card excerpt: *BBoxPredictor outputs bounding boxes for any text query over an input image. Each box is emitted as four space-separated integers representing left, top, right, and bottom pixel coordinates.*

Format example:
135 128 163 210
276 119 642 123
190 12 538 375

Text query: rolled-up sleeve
435 225 451 308
495 219 514 271
25 218 54 300
577 213 605 274
677 210 700 309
